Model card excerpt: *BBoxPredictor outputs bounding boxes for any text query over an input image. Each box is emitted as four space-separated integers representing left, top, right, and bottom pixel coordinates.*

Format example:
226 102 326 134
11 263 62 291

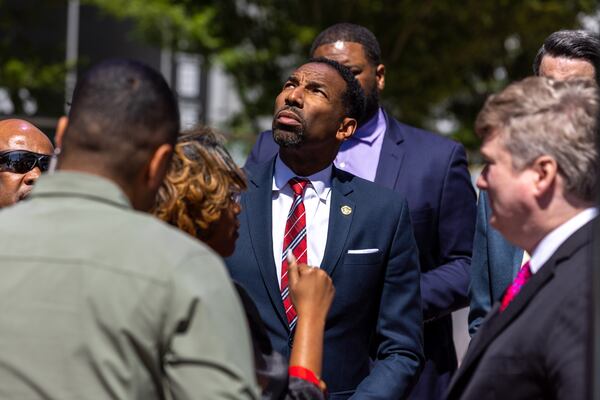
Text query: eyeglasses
0 150 51 174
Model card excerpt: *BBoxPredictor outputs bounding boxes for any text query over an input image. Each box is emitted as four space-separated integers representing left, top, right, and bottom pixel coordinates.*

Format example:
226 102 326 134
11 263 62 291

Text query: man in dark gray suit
468 29 599 335
448 77 598 399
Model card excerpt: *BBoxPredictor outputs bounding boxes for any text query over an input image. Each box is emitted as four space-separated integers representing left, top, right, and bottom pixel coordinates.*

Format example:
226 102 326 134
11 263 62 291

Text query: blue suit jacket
246 110 476 399
225 158 424 399
468 191 523 336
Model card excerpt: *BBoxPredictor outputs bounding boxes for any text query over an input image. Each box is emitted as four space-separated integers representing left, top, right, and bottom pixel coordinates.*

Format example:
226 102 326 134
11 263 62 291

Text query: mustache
274 105 306 125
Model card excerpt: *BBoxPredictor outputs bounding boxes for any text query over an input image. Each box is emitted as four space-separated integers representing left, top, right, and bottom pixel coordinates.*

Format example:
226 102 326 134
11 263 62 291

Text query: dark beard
272 106 306 147
273 125 304 147
362 83 380 124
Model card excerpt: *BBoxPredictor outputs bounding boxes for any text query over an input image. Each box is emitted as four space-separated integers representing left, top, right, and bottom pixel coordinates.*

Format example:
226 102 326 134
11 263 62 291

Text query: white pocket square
347 248 379 254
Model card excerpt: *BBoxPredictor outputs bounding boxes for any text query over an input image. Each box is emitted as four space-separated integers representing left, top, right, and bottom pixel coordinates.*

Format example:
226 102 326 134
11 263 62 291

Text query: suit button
288 334 294 348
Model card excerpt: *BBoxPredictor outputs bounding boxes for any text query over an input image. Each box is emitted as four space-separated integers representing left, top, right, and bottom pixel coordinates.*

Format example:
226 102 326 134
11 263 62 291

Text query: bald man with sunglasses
0 119 53 208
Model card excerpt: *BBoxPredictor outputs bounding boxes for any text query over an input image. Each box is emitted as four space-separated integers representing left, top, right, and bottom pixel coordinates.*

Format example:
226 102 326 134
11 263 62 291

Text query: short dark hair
308 57 366 122
62 59 179 180
533 30 600 75
310 23 382 66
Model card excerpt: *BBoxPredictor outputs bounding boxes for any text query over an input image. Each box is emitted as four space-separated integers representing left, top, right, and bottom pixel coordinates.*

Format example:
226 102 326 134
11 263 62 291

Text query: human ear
376 64 385 91
147 143 173 192
532 155 558 195
55 116 69 148
336 118 357 141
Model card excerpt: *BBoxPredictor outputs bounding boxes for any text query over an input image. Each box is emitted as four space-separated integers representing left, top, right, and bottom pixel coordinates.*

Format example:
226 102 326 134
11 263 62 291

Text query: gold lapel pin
340 205 352 215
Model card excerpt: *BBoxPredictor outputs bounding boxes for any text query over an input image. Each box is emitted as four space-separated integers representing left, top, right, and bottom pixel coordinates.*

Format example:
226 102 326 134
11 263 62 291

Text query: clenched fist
288 263 335 323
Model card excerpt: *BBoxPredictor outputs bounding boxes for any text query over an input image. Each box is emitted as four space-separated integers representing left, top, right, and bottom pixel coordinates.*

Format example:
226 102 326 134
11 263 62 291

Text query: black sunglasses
0 150 51 174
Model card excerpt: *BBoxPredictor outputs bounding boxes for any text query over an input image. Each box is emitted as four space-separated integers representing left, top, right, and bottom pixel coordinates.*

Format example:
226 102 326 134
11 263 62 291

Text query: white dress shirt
272 156 332 287
529 207 598 274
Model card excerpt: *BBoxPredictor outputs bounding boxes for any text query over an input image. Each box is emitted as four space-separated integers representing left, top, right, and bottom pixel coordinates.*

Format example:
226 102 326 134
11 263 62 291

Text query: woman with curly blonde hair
154 128 245 257
154 126 333 400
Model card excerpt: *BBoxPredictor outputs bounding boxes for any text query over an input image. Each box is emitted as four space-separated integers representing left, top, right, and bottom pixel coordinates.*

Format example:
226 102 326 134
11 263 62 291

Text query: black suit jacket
246 109 477 399
447 218 594 400
226 158 424 399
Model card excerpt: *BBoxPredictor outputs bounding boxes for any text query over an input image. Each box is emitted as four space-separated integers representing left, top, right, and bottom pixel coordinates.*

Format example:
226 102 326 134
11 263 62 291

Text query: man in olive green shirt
0 60 258 399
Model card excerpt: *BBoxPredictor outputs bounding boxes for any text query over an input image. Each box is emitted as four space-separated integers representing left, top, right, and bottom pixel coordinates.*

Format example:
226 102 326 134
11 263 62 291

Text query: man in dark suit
226 57 424 399
468 29 599 336
246 23 476 399
447 77 598 399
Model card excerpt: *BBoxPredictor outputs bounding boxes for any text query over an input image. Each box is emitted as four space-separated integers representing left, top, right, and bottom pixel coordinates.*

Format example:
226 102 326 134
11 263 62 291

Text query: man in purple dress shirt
246 23 477 399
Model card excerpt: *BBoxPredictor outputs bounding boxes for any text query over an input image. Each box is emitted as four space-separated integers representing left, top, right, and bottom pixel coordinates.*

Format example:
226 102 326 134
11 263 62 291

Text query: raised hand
288 257 335 323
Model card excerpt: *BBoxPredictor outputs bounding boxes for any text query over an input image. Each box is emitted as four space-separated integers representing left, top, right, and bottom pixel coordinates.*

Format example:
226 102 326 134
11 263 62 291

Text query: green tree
88 0 597 152
0 0 67 116
3 0 596 152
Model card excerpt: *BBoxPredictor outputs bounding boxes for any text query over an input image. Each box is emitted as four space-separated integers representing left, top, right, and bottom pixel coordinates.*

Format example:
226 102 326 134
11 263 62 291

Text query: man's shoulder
129 210 216 256
257 129 273 139
385 111 462 153
106 208 225 280
334 167 407 209
242 153 276 186
0 198 220 282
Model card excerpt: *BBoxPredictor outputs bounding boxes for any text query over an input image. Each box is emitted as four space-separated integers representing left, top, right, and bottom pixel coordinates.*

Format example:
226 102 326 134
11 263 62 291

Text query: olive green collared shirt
0 171 259 400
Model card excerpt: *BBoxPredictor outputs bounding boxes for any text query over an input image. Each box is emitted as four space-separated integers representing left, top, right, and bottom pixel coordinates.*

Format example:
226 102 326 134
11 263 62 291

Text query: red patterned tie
281 178 309 331
499 261 532 312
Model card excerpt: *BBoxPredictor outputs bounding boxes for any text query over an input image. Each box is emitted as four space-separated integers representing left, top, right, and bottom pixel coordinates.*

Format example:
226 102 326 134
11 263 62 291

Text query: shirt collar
272 155 332 201
30 171 132 209
352 107 386 144
529 207 598 274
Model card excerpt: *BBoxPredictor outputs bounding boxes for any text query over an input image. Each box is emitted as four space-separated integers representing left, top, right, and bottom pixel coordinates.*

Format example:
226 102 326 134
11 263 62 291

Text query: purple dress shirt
334 108 386 181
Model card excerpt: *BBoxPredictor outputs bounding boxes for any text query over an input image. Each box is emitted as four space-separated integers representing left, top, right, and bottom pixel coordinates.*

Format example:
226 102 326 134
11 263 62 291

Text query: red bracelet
289 365 321 387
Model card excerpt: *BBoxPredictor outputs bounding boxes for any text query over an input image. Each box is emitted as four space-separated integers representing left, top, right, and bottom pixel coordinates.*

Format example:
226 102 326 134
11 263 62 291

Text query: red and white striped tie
281 177 309 331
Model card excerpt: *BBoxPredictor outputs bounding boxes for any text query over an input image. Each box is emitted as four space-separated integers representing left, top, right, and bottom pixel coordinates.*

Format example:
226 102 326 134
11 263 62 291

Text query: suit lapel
459 264 555 374
456 219 594 384
244 158 288 328
374 109 405 189
320 168 355 277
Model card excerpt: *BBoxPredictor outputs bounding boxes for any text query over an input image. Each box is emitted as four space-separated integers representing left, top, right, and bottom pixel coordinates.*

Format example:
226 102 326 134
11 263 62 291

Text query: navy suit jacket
225 158 424 399
468 191 523 336
246 109 476 399
448 219 594 399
